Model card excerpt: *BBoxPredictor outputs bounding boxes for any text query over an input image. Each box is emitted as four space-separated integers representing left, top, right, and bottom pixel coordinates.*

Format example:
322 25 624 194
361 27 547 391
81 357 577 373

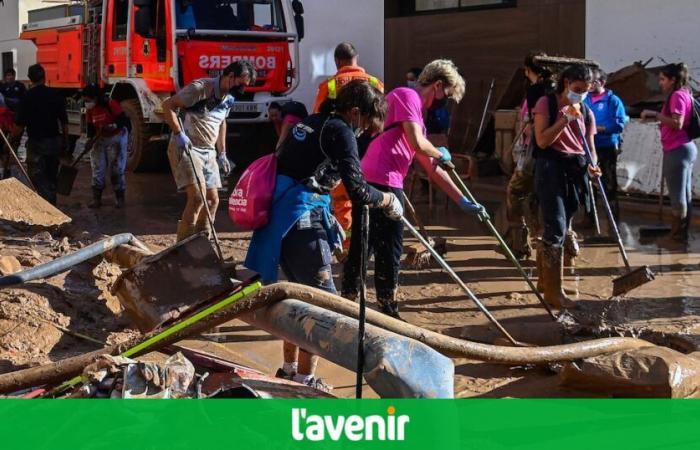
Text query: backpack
687 96 700 141
228 117 331 230
228 152 279 231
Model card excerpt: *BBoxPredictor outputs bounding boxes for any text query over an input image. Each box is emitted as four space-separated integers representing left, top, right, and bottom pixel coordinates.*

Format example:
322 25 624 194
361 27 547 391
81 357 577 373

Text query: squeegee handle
446 168 556 320
574 121 632 270
401 216 521 346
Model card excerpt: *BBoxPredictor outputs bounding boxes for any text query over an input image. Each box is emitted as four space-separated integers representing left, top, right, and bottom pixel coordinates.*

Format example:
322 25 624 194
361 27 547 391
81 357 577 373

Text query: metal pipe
402 217 522 346
243 299 455 399
0 234 144 289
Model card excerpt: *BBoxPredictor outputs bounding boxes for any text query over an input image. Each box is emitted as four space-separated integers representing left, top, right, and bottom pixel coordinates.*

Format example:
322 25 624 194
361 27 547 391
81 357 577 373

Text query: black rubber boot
88 188 102 209
377 290 403 321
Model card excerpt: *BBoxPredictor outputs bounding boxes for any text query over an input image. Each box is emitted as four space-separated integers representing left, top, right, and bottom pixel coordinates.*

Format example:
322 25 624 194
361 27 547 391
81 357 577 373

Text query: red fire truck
20 0 304 170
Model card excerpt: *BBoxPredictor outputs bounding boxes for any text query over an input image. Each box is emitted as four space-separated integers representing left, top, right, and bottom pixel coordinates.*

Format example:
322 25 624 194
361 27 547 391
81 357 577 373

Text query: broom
575 121 655 296
401 192 447 269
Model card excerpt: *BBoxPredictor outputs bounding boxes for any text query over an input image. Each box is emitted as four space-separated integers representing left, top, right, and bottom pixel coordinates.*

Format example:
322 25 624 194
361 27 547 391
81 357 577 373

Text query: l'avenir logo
291 406 410 442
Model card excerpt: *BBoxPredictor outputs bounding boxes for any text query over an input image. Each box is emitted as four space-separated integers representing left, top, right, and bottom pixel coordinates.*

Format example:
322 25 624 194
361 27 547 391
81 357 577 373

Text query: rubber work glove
383 193 404 221
217 152 232 176
437 146 452 163
459 197 489 221
174 131 192 152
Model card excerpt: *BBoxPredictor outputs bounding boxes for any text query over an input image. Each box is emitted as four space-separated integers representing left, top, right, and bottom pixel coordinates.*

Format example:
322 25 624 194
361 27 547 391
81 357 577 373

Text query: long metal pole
401 217 522 346
176 117 224 261
356 205 369 398
445 168 557 320
470 78 495 153
574 122 632 270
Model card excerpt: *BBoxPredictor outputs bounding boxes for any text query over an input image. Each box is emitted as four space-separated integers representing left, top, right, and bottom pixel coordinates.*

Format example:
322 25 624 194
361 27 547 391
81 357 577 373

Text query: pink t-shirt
661 88 693 152
532 96 596 155
362 87 425 188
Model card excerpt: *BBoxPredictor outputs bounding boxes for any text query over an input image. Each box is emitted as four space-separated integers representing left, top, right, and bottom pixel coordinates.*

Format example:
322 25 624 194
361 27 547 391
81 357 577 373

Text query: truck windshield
176 0 286 32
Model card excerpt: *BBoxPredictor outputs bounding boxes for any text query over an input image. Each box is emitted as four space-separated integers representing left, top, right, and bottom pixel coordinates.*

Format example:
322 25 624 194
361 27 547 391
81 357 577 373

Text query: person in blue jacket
584 68 629 221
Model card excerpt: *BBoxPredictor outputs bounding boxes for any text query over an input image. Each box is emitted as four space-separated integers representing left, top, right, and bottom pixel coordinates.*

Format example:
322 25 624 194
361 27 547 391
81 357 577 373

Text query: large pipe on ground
256 283 654 365
0 234 151 289
0 282 654 395
243 299 454 398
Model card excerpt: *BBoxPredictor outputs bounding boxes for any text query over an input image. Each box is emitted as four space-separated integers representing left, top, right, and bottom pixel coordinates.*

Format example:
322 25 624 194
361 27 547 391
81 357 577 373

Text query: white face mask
406 80 417 88
567 89 588 105
84 101 96 109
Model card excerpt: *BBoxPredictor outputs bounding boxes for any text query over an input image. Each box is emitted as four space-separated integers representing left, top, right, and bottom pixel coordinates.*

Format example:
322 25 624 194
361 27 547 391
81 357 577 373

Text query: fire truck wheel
121 99 163 172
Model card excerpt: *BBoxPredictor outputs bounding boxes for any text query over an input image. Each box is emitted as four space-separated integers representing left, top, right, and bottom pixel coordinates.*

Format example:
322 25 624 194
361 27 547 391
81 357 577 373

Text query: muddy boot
114 190 125 209
377 290 403 321
659 215 687 247
563 230 580 269
535 239 545 292
194 213 212 239
536 239 577 295
176 220 196 242
88 188 102 209
541 242 576 309
501 222 532 260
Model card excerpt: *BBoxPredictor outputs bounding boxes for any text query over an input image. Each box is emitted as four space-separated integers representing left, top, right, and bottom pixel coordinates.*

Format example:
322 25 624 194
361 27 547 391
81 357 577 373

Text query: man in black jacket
11 64 68 205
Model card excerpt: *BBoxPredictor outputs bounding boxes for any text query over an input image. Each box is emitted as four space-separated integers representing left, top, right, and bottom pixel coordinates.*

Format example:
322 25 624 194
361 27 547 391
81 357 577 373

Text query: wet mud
2 164 699 398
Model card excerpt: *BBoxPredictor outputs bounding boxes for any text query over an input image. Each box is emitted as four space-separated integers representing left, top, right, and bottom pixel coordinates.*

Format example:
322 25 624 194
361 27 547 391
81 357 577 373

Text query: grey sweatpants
663 142 698 219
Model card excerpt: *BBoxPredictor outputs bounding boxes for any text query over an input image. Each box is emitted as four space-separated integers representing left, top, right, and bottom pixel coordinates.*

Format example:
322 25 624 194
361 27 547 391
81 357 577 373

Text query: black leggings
342 184 404 300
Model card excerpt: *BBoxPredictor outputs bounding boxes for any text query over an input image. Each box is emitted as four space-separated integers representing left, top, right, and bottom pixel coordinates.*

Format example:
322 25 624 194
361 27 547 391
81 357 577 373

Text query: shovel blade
612 266 656 297
56 164 78 196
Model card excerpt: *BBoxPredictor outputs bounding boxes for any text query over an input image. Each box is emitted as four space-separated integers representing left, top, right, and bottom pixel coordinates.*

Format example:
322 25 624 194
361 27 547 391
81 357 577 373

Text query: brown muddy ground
1 162 699 398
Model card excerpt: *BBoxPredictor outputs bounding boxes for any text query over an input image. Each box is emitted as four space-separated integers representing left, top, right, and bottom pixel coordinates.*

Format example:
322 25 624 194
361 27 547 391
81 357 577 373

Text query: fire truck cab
21 0 304 171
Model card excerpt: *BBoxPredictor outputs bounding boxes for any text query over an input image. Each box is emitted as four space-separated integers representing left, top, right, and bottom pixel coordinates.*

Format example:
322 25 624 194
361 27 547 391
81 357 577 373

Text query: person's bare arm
217 120 227 154
402 121 442 158
161 95 188 133
275 122 294 149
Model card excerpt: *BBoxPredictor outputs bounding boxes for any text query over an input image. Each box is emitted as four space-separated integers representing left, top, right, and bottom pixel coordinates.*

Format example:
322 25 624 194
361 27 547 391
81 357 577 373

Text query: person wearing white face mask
532 64 601 309
81 84 130 209
405 67 422 89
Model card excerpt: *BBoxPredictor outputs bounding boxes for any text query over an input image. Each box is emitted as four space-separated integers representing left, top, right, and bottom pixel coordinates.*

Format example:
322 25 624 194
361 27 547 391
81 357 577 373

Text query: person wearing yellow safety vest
313 42 384 258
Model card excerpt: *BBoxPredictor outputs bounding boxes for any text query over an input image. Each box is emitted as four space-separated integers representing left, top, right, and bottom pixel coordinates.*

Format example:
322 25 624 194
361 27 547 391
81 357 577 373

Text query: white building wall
292 0 384 110
0 0 50 80
586 0 700 80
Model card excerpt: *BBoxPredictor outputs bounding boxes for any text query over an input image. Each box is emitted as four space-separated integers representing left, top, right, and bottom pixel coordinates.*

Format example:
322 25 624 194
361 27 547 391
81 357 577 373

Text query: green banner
1 399 697 449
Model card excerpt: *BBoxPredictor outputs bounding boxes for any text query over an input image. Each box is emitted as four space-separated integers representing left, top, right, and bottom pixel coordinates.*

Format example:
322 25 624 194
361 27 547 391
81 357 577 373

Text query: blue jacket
245 175 336 283
584 89 628 149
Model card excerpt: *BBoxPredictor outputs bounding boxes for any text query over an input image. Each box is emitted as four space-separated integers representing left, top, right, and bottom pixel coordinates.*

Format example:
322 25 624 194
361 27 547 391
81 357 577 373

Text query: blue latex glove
437 146 452 163
459 197 489 221
174 131 192 151
217 152 232 175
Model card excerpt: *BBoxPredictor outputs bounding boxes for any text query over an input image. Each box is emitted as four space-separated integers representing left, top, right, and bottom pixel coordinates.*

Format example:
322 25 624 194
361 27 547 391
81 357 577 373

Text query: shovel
574 121 655 296
56 140 94 196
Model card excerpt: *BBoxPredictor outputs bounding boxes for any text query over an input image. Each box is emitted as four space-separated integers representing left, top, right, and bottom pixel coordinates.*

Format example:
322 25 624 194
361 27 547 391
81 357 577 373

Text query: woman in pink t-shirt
532 64 601 309
641 63 697 243
341 59 485 319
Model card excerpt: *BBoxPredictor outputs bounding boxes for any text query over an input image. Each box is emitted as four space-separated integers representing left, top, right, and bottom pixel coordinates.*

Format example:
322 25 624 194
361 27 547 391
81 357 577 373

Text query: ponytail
661 63 689 91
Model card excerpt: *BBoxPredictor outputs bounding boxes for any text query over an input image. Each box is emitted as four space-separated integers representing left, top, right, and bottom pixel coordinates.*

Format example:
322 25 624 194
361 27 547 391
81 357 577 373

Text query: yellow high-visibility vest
327 75 380 99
